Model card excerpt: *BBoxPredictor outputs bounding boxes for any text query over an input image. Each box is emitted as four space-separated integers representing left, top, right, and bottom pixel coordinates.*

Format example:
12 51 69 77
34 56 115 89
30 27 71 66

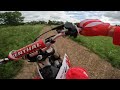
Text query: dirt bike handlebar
0 22 78 64
0 29 68 64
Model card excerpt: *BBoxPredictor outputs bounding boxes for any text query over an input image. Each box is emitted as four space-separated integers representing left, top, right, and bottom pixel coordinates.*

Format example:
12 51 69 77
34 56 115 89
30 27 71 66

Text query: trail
14 26 120 79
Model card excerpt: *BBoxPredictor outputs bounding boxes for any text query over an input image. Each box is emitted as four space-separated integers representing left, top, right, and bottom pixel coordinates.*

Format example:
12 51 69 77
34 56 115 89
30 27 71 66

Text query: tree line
0 11 24 25
0 11 64 26
25 20 64 25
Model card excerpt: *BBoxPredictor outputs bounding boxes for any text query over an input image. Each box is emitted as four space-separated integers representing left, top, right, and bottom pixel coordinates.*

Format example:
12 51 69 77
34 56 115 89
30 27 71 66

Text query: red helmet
66 67 89 79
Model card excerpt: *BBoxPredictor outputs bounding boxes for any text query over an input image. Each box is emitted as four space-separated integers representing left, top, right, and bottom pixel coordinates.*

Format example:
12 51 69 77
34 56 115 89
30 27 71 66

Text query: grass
0 24 45 79
70 35 120 69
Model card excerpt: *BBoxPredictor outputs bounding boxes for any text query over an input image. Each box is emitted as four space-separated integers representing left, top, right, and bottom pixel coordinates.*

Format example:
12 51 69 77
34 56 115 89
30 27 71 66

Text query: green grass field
70 35 120 69
0 24 45 79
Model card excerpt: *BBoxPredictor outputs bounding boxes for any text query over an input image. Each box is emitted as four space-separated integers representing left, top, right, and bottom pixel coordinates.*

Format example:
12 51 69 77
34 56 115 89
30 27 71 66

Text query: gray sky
1 11 120 25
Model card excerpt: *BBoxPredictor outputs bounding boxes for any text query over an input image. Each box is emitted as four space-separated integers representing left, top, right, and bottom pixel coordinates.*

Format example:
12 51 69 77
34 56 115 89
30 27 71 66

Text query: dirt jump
14 26 120 79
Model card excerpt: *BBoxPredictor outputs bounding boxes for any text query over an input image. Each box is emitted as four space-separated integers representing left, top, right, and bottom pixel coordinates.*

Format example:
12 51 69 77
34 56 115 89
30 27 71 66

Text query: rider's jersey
78 19 120 46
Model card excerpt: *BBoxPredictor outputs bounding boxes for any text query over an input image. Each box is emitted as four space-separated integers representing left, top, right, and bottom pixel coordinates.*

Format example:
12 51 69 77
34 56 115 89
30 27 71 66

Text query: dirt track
14 26 120 79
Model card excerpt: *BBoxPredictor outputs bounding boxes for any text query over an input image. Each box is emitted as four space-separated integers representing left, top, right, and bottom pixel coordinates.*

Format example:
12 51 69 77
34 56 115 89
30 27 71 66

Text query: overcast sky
1 11 120 25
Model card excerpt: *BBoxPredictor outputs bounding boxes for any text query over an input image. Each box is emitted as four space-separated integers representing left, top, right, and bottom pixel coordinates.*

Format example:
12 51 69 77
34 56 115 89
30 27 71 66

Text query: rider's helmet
66 67 89 79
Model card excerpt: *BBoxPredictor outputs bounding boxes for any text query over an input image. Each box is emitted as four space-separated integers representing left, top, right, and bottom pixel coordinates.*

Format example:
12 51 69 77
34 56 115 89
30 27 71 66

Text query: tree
48 20 52 25
0 11 24 25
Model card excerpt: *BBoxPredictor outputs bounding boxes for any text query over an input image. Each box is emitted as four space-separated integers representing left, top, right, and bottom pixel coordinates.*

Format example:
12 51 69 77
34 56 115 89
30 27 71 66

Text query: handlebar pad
8 39 46 60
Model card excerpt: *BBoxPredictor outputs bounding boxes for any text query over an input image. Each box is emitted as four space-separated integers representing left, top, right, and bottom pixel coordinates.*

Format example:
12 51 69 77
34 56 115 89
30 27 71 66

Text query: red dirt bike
0 22 86 79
